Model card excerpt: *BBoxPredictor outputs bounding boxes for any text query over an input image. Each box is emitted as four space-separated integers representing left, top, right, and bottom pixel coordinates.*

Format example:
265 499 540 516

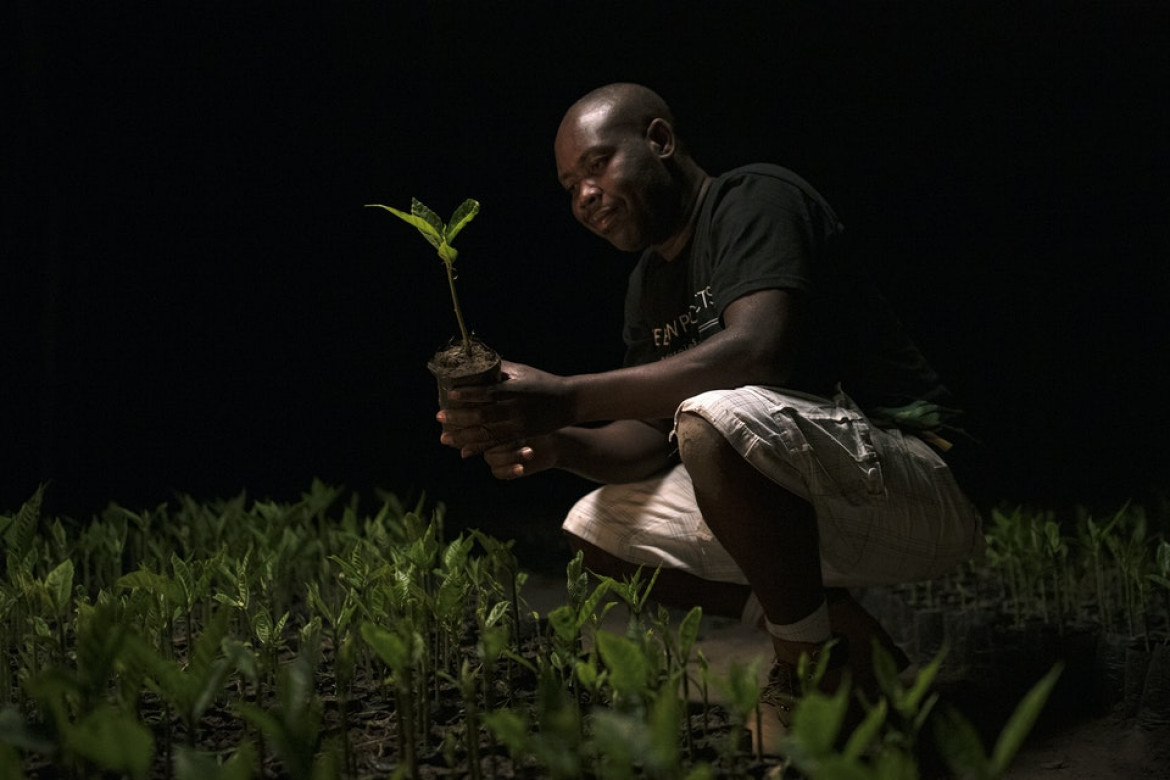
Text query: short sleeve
703 174 832 318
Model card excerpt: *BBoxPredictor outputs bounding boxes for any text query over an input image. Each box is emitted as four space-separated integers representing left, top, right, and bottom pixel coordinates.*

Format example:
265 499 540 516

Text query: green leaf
0 743 26 780
410 197 445 234
365 204 443 251
842 696 887 761
678 606 702 660
898 646 946 717
574 658 600 690
485 600 510 628
252 610 274 644
444 198 480 244
3 484 44 557
360 622 410 672
990 662 1064 775
186 612 234 723
931 704 991 780
596 631 649 700
646 690 681 772
547 605 578 645
44 559 74 614
116 568 169 596
482 709 530 755
715 658 762 718
787 685 849 758
65 705 154 779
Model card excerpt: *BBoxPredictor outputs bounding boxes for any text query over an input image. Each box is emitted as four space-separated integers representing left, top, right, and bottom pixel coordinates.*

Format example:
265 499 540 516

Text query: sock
741 592 765 628
764 601 830 644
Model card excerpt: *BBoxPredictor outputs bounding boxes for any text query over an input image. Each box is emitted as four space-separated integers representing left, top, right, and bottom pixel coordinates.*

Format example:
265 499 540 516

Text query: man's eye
588 156 607 173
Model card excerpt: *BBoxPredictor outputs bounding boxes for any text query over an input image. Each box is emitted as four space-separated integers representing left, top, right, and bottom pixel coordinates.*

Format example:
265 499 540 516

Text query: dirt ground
521 573 1169 779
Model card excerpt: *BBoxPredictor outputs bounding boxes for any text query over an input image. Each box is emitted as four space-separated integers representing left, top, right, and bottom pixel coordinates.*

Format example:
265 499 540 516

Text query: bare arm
440 288 802 454
482 418 673 483
567 288 802 422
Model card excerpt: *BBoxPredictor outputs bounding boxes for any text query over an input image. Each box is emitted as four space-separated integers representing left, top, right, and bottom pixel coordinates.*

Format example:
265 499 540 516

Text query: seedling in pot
366 197 479 353
366 197 502 396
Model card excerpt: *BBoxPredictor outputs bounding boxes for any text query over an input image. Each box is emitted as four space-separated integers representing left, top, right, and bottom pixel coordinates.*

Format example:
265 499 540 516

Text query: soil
427 338 502 387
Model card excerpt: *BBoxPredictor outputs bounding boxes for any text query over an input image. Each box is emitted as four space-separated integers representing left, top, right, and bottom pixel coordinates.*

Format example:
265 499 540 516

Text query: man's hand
481 435 558 480
436 360 574 457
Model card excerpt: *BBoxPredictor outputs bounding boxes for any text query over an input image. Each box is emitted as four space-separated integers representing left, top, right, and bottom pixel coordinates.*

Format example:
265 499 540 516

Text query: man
436 83 985 722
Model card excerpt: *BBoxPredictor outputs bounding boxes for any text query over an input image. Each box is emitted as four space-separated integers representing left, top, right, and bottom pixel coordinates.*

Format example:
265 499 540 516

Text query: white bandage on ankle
741 593 765 628
764 601 830 644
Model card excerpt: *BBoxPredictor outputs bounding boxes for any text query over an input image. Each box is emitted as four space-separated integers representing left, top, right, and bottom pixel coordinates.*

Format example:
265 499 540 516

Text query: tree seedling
366 197 481 355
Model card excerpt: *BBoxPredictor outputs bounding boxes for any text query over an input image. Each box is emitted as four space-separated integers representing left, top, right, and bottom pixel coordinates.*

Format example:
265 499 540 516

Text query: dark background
5 1 1168 536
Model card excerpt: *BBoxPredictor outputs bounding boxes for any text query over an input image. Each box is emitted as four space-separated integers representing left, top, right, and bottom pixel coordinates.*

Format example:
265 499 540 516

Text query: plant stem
444 261 472 353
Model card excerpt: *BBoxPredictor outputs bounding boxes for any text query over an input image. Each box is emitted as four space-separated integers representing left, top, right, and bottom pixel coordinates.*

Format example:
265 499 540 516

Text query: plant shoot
366 197 480 353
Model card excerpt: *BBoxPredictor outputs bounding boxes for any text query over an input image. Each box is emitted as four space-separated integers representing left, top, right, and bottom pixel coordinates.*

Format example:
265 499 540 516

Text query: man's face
554 104 676 253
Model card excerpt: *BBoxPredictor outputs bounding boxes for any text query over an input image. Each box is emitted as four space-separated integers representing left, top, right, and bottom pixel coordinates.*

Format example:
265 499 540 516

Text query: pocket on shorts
770 401 886 504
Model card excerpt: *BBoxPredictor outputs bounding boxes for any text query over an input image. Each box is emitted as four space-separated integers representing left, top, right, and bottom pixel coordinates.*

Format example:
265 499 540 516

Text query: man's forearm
563 335 770 423
563 290 800 425
552 420 674 484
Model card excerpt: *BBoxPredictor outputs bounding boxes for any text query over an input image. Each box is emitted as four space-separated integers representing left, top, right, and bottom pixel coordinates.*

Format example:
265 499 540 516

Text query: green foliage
932 663 1064 779
981 501 1168 641
237 654 324 780
366 196 482 350
0 484 1127 778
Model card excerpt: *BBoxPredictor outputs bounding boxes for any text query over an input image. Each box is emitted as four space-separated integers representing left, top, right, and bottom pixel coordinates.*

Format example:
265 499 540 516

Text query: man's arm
481 418 674 483
440 287 802 455
569 288 802 421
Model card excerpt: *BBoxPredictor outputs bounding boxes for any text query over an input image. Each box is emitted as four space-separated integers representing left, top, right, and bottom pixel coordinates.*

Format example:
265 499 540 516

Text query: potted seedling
366 197 502 410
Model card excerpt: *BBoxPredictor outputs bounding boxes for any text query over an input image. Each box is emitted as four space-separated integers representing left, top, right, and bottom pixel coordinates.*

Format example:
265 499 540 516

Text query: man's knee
674 410 730 466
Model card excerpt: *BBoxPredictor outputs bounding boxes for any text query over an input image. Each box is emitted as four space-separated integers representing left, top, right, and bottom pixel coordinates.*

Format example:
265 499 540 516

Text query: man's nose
575 180 601 209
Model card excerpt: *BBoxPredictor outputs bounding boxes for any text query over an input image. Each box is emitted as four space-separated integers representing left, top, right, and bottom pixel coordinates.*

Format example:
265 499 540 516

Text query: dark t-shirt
622 163 955 415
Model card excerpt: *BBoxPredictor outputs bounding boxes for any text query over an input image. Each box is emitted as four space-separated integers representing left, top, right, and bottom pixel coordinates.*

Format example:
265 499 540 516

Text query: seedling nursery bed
2 483 1168 779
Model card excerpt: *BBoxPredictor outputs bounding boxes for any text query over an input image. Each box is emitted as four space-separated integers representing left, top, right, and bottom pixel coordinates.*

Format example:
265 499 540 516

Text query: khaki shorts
562 386 985 587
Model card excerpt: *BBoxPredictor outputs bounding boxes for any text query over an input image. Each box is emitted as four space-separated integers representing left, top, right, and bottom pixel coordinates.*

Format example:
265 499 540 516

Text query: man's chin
603 231 646 253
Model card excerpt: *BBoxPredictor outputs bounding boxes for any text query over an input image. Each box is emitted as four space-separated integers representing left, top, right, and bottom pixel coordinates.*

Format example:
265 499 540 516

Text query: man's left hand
436 360 574 457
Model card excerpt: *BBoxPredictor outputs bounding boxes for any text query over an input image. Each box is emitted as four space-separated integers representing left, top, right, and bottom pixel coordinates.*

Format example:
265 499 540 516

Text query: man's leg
674 411 832 664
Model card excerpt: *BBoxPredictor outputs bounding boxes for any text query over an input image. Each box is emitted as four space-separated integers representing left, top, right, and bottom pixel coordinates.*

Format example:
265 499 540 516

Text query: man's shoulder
718 162 803 181
702 163 841 235
712 163 829 203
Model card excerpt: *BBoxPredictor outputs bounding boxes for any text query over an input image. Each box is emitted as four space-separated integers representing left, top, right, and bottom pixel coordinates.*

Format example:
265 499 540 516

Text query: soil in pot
427 337 502 419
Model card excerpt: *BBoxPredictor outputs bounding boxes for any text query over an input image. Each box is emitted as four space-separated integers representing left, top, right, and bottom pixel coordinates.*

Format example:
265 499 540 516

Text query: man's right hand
481 435 559 480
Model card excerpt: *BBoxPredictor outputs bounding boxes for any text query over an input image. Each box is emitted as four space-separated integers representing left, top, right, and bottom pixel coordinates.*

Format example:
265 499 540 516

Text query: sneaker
761 634 850 727
761 594 910 728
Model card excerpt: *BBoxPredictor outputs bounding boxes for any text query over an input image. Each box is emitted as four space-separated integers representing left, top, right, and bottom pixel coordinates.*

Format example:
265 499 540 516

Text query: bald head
554 84 707 256
561 83 677 140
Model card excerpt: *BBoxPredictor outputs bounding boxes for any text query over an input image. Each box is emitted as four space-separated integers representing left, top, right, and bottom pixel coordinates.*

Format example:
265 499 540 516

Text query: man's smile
590 204 619 233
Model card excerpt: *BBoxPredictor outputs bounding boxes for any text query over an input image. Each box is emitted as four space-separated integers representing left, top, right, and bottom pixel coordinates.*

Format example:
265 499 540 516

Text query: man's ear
646 118 675 158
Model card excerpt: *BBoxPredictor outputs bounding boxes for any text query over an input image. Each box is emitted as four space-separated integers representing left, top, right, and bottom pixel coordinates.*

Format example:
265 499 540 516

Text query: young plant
361 621 425 779
1077 505 1125 631
931 662 1065 780
366 197 481 354
236 653 327 780
126 608 235 747
711 658 763 774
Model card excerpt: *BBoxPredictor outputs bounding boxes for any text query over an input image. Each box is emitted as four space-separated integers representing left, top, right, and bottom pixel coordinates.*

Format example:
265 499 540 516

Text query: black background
6 1 1169 535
